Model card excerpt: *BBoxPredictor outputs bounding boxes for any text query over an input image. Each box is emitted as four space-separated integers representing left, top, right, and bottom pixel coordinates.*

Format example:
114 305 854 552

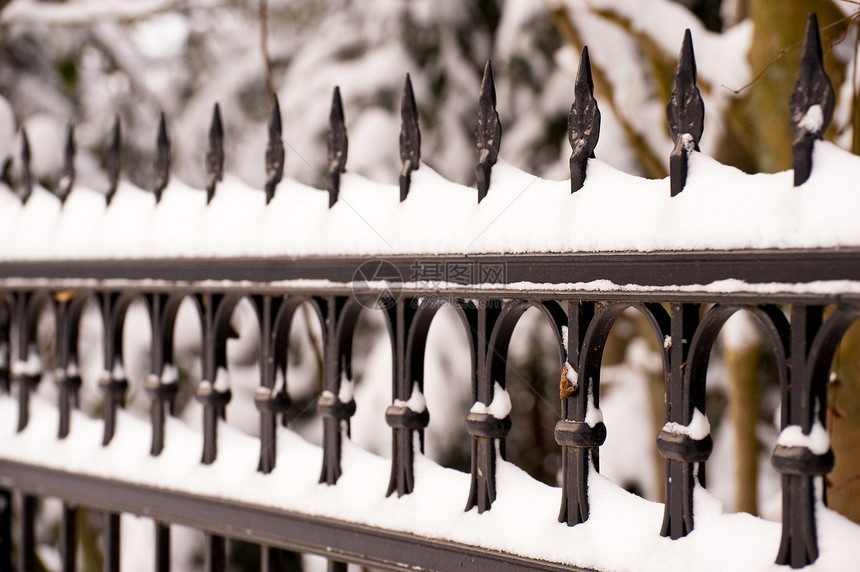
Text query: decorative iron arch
578 302 671 408
485 300 567 392
684 304 789 407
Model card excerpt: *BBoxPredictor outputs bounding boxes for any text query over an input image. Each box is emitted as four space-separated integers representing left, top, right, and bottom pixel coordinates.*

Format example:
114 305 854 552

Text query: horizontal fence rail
0 13 858 572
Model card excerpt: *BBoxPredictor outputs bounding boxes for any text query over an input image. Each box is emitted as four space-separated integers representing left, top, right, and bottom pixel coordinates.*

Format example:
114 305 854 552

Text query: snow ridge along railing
0 14 857 572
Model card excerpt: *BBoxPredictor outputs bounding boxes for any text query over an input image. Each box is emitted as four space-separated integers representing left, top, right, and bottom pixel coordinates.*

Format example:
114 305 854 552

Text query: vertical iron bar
104 512 120 572
61 504 77 572
0 489 11 572
318 297 357 485
556 301 597 525
327 560 347 572
101 294 128 446
463 301 508 513
19 494 36 572
199 294 231 465
256 295 289 474
206 535 225 572
774 305 824 567
385 298 407 497
261 546 284 572
659 303 700 539
155 522 170 572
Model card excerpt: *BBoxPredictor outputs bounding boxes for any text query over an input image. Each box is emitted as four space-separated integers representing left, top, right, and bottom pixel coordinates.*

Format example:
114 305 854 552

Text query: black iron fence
0 13 856 572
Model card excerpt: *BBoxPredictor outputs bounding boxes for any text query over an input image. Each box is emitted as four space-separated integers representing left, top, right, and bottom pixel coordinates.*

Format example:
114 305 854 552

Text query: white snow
4 392 856 571
393 382 427 414
338 372 355 403
4 142 860 261
470 382 511 419
161 363 178 384
11 344 41 376
777 421 830 456
111 357 125 380
212 367 230 393
799 105 824 134
662 408 711 441
585 382 604 428
563 361 578 391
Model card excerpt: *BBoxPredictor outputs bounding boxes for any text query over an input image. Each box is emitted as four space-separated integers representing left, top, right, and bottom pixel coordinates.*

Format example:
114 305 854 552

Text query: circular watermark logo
351 259 403 310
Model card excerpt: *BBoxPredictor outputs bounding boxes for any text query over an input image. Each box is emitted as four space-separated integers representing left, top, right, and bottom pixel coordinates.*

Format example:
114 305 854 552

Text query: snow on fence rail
1 13 859 572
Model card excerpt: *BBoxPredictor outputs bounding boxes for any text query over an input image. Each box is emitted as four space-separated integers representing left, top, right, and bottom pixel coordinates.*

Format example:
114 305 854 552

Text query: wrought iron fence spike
20 128 32 204
475 60 501 203
0 157 11 188
154 112 170 203
399 73 420 202
106 115 121 205
206 103 224 204
265 95 284 204
791 13 834 186
569 46 600 193
666 29 704 197
57 124 75 204
327 86 348 208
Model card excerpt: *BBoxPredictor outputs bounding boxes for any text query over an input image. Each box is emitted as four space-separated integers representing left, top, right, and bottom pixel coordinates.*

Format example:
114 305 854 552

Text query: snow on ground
1 393 858 572
2 141 860 261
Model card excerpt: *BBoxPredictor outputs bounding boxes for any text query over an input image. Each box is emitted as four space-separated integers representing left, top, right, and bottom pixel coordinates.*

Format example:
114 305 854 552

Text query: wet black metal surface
0 249 858 299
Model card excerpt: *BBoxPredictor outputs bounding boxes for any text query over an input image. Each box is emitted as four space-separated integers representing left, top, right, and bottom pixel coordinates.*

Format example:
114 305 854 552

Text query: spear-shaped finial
206 103 224 204
265 95 284 204
106 116 121 205
569 47 601 193
20 129 32 203
327 86 348 208
57 124 75 204
1 157 11 188
666 29 704 197
399 73 421 202
475 60 501 203
154 112 170 203
790 13 834 186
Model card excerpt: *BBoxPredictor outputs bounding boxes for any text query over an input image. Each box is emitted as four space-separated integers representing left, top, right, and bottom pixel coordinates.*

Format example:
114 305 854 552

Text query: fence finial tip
206 103 224 204
20 128 31 203
399 73 421 202
791 12 833 186
57 124 76 204
154 112 171 202
569 45 600 193
667 29 703 197
265 95 285 204
327 85 348 208
106 115 121 205
476 59 501 203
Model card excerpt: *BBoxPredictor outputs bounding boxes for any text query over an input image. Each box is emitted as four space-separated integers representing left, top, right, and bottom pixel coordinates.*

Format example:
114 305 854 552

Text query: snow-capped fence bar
0 12 857 572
